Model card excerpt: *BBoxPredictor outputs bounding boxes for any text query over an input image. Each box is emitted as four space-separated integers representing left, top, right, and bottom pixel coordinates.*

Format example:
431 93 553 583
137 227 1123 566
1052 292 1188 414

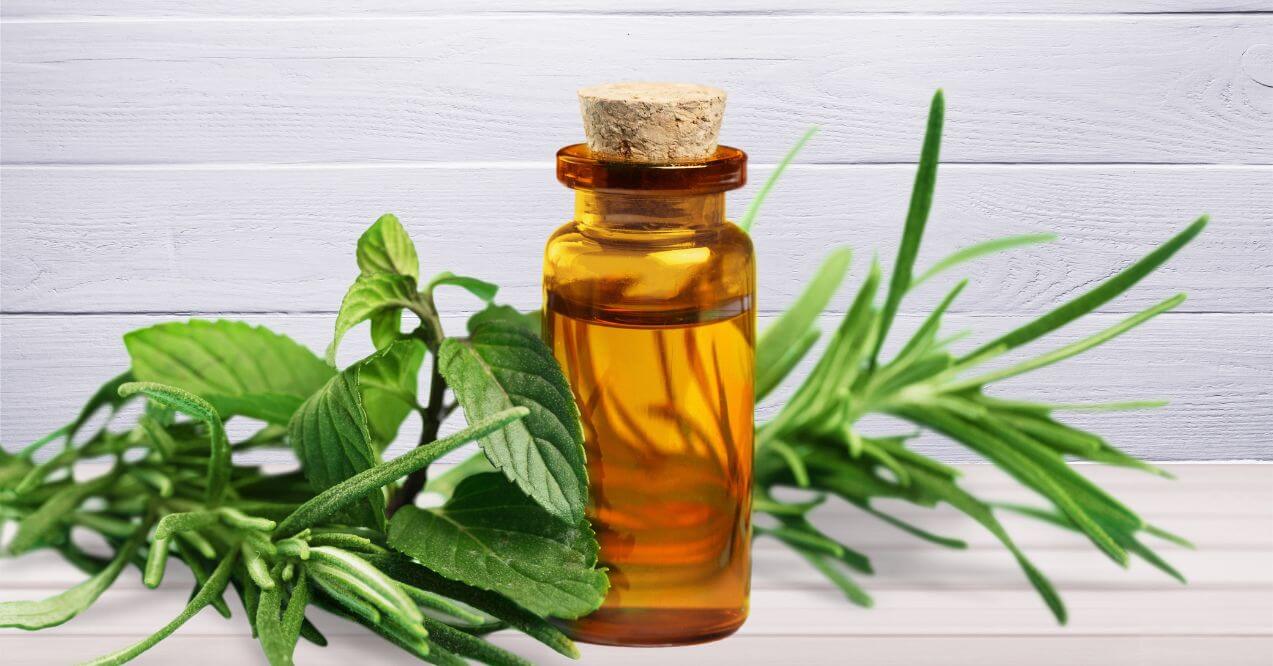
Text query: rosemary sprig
748 90 1205 623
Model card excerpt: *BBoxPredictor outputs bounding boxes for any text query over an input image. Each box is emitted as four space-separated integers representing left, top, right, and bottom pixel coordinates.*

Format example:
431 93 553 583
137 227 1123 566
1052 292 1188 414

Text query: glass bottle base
562 606 748 647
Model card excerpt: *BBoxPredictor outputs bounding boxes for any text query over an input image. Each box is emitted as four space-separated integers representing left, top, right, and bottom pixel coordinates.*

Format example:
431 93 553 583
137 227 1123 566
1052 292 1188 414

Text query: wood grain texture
6 1 1273 18
3 312 1269 460
3 165 1264 314
2 635 1270 666
3 16 1271 165
1 464 1269 664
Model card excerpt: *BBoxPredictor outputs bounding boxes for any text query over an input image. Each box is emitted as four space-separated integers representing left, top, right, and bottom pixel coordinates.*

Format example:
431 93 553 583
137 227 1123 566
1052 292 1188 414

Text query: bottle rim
556 144 747 194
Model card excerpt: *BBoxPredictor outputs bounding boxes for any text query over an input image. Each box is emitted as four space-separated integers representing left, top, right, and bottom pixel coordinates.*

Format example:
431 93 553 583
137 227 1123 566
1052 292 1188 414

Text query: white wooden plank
3 17 1270 165
3 584 1267 637
3 634 1272 666
2 466 1268 661
6 1 1272 19
2 313 1269 459
4 545 1265 591
2 165 1265 314
2 466 1269 569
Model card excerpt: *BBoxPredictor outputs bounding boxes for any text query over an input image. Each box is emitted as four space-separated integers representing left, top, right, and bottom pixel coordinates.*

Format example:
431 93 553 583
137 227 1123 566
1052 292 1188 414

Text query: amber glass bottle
544 143 755 646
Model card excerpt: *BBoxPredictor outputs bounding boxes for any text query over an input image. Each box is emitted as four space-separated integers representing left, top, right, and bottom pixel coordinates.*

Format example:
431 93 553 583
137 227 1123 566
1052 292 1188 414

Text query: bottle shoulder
543 220 754 325
545 219 753 264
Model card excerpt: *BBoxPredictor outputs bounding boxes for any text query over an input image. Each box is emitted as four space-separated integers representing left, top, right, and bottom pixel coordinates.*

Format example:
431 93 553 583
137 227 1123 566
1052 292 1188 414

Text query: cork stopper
578 82 726 164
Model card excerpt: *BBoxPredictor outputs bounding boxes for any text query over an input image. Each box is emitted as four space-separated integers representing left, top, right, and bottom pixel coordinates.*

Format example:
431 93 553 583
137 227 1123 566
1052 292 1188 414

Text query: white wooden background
2 2 1272 464
1 2 1272 462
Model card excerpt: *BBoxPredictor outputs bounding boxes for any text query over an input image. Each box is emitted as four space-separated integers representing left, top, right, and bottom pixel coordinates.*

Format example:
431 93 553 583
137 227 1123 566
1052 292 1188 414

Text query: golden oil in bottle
543 83 754 646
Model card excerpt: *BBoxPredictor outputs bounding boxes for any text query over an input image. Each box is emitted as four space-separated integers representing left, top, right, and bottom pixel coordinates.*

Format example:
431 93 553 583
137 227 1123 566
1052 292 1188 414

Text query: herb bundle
1 90 1203 662
746 91 1203 621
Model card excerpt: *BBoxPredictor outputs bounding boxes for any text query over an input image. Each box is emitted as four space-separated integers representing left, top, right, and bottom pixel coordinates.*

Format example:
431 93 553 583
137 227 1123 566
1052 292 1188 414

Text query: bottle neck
573 190 726 231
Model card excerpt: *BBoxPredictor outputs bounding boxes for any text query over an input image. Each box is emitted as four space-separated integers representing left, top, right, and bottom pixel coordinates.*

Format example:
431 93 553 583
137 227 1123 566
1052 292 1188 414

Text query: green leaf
912 233 1057 289
357 213 420 281
328 274 426 365
421 617 533 666
356 214 422 351
256 570 309 666
357 339 426 448
424 453 497 502
9 484 92 552
756 247 852 400
387 473 607 619
869 89 944 368
906 466 1067 624
288 370 385 531
125 320 334 425
427 271 499 303
308 546 421 626
119 382 231 506
0 527 145 629
275 406 529 538
370 310 405 350
84 550 239 666
960 216 1207 362
438 320 588 522
363 552 579 659
66 371 137 444
466 304 541 337
739 126 818 233
946 294 1185 393
791 548 873 608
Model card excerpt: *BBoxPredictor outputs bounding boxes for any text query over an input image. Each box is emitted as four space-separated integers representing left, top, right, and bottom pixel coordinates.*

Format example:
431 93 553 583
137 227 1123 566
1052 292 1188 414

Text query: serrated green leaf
288 370 385 531
119 382 231 506
439 320 587 522
125 320 334 425
356 214 422 352
370 310 404 350
357 213 420 281
357 339 425 448
388 473 607 620
275 407 528 538
466 304 541 337
427 271 499 303
328 274 426 365
0 527 145 629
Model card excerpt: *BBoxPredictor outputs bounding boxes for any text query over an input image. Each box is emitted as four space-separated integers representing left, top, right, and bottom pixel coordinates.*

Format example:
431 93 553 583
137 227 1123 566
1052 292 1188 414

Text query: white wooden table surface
3 463 1270 665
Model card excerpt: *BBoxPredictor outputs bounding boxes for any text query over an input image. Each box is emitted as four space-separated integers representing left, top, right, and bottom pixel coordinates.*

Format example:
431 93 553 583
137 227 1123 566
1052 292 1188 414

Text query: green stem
386 353 448 515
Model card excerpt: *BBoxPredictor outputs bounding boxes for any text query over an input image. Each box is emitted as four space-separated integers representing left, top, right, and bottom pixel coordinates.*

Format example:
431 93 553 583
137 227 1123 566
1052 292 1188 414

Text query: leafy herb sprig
1 91 1205 663
2 214 607 665
744 91 1204 622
